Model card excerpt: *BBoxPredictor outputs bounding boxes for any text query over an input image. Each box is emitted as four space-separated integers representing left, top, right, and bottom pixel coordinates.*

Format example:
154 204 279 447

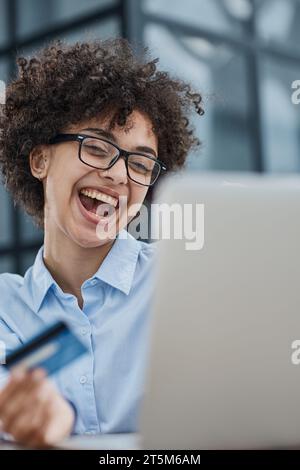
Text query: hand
0 368 75 448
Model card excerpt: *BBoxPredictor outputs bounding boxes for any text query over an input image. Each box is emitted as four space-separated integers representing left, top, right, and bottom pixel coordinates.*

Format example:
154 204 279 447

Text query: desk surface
58 433 140 450
0 433 140 450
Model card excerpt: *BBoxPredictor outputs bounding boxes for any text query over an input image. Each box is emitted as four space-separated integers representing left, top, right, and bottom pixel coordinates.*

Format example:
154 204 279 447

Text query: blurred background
0 0 299 274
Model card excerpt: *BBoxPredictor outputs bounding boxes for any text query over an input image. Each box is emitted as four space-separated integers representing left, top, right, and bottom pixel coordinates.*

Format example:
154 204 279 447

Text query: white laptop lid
140 173 300 449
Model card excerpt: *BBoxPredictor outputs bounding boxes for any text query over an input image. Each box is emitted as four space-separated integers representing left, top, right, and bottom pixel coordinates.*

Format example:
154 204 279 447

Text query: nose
98 157 128 185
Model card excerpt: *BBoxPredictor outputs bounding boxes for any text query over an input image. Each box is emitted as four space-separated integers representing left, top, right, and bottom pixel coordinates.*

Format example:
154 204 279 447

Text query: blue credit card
2 321 88 376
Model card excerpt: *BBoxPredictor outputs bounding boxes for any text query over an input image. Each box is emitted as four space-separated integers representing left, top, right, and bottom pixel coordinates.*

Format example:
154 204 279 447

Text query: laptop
139 173 300 449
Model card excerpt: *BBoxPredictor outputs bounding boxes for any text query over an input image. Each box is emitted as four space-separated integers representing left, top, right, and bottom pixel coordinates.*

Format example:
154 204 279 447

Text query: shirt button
90 279 98 286
79 375 87 384
80 328 89 336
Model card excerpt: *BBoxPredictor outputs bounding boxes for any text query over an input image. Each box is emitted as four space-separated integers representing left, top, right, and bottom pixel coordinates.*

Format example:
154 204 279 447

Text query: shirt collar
92 229 142 295
26 229 142 313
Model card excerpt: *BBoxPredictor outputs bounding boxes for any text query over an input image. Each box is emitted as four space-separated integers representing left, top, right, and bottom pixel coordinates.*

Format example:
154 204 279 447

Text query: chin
67 223 113 249
76 236 113 249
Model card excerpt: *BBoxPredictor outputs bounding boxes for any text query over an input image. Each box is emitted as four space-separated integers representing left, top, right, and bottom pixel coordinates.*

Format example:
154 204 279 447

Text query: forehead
70 109 157 147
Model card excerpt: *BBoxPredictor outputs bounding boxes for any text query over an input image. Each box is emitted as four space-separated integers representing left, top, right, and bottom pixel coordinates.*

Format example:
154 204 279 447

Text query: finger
7 394 48 446
0 369 47 426
17 394 55 449
26 395 70 448
0 367 45 411
5 382 52 436
0 368 27 412
23 406 53 448
0 368 45 422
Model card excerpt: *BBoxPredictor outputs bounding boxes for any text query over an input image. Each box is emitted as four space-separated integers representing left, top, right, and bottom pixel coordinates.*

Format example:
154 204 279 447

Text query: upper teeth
80 189 118 207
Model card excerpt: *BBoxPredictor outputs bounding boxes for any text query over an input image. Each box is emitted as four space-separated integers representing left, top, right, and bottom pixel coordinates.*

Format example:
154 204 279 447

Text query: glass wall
145 24 255 171
16 0 118 39
143 0 300 173
259 56 300 172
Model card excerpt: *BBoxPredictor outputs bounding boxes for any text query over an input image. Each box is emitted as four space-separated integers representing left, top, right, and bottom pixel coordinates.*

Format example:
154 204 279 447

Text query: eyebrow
82 127 158 158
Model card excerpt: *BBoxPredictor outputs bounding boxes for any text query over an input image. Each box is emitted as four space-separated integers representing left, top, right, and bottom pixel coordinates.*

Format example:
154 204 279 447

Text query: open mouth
78 188 119 219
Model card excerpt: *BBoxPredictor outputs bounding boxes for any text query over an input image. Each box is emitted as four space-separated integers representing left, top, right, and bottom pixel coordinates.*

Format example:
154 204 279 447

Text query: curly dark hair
0 38 204 229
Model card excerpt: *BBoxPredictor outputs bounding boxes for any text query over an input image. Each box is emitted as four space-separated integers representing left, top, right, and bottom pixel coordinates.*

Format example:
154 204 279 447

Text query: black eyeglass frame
49 133 167 187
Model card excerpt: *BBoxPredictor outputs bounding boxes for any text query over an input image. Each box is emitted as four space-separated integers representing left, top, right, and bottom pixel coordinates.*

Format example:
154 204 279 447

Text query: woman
0 38 203 447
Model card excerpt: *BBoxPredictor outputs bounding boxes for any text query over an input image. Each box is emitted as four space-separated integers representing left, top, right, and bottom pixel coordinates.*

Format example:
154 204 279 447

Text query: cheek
129 185 148 207
45 180 70 217
45 164 85 214
126 186 148 220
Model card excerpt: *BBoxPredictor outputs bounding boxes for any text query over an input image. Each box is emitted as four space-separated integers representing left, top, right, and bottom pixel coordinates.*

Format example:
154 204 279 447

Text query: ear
29 146 50 182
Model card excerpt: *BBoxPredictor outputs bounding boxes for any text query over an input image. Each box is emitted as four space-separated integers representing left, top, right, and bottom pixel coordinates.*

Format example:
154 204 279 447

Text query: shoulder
0 272 26 343
0 271 24 291
0 272 24 316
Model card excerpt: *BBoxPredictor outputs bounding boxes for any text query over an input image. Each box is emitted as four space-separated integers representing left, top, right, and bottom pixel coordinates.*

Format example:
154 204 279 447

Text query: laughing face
29 110 158 248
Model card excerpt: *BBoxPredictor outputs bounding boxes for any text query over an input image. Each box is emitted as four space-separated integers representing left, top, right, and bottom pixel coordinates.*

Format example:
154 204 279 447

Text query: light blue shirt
0 229 156 435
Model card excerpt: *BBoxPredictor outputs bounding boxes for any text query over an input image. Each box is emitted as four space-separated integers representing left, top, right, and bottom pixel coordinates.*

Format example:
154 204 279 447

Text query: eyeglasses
49 133 167 187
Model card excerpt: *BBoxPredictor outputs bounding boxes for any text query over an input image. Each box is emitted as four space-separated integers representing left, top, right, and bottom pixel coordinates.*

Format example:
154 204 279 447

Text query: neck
43 225 115 307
